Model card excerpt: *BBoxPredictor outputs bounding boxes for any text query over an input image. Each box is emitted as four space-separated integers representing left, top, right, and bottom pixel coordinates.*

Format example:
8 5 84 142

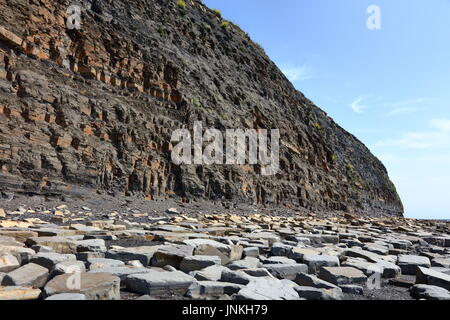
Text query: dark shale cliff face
0 0 404 216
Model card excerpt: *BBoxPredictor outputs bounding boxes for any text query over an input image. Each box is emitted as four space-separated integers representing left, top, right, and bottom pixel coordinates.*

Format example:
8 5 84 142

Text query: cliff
0 0 403 216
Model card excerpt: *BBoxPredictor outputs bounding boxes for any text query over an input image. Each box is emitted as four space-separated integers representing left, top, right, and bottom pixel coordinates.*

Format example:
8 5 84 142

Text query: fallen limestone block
183 239 242 265
30 253 76 270
243 247 260 258
339 284 364 295
106 246 162 266
398 255 431 275
125 270 196 295
87 258 125 270
234 277 299 300
342 259 384 277
318 267 367 286
51 260 86 277
151 245 194 268
191 265 229 281
45 293 87 300
179 255 221 272
294 285 342 300
186 281 244 297
302 254 340 273
270 243 293 257
89 266 152 280
0 286 41 300
432 258 450 268
264 263 308 280
410 284 450 300
416 266 450 291
76 239 107 253
44 272 120 300
25 236 78 254
288 247 320 262
227 257 261 270
0 255 20 272
2 263 49 287
262 256 296 265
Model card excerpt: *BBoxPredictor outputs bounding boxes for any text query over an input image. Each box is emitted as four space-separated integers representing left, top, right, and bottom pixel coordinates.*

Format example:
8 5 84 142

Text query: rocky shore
0 196 449 301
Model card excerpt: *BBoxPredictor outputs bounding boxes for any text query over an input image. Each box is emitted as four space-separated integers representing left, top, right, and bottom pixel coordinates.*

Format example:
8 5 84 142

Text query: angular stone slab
398 255 431 275
264 263 308 280
303 254 340 274
179 255 221 272
0 286 41 300
2 263 49 287
45 293 87 300
89 266 152 280
416 267 450 291
30 253 76 270
234 277 299 300
183 239 243 265
0 254 20 272
44 272 120 300
318 267 367 285
410 284 450 300
125 270 196 295
151 245 194 268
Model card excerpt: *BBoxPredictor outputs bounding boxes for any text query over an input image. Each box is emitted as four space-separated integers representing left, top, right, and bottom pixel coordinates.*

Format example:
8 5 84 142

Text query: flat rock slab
0 286 41 300
51 260 86 277
30 253 76 270
179 255 221 272
2 263 48 287
151 245 194 268
106 246 163 266
398 255 431 275
264 263 308 280
294 286 342 300
76 239 107 253
25 237 77 254
416 266 450 291
44 272 120 300
183 239 243 265
45 293 86 300
187 281 244 297
302 254 340 273
89 266 152 280
87 258 125 270
0 254 20 272
125 270 196 295
191 265 229 281
410 284 450 300
432 258 450 268
234 277 299 300
318 267 367 285
227 257 261 270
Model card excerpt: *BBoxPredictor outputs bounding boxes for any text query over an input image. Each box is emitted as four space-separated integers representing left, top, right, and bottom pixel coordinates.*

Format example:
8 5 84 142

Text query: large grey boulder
51 260 86 277
416 266 450 291
183 239 243 265
30 253 76 270
398 255 431 275
0 254 20 272
125 270 196 295
179 255 221 272
234 277 299 300
151 245 194 268
227 257 261 270
186 281 244 298
2 263 49 287
89 266 152 280
410 284 450 300
44 272 120 300
303 254 340 273
318 267 367 285
264 263 308 280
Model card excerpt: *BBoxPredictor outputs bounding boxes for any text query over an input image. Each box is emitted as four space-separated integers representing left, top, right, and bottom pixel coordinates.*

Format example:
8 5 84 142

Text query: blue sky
203 0 450 219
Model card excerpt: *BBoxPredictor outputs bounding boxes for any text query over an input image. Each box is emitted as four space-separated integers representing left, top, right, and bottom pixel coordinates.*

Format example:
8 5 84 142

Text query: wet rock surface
0 202 448 300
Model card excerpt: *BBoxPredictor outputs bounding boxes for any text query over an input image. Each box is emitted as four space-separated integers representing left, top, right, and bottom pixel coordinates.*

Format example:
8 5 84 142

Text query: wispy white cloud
281 66 311 82
349 97 368 114
429 118 450 131
376 118 450 149
387 107 421 116
384 98 429 117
